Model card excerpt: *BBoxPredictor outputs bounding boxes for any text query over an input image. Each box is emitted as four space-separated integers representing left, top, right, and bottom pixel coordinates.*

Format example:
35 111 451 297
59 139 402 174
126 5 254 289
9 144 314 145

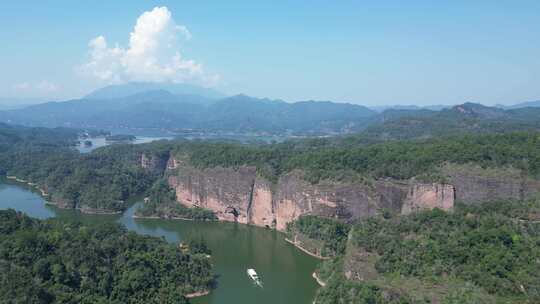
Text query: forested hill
362 102 540 140
0 210 214 303
299 199 540 303
172 131 540 183
1 121 539 213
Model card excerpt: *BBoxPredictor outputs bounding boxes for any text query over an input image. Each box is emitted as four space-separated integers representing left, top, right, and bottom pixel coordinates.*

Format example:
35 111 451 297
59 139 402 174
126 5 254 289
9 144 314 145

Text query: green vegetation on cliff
135 179 217 220
286 216 350 257
175 132 540 183
0 209 214 303
311 199 540 303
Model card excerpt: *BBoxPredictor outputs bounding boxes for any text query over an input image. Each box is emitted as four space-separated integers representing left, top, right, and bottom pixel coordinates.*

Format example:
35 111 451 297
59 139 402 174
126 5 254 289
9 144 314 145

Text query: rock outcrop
165 159 540 231
401 183 455 215
140 152 169 174
168 165 256 224
442 164 540 203
166 160 459 230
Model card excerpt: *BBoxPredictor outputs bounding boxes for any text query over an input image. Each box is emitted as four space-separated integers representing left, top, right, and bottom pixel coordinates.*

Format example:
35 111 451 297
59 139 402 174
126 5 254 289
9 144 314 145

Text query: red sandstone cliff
165 158 461 231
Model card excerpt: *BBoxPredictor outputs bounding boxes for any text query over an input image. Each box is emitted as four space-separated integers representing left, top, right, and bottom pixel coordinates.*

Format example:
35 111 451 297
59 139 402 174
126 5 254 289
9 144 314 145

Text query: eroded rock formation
164 157 540 230
140 152 169 174
443 164 540 203
166 159 461 230
401 183 455 215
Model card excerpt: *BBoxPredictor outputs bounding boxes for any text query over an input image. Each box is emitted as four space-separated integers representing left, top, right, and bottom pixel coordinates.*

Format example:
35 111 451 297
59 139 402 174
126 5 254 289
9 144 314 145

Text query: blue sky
1 1 539 106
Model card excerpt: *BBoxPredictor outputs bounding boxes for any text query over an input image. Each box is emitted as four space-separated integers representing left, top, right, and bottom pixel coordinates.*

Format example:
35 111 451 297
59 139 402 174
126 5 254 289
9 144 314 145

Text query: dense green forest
309 199 540 303
134 179 217 220
0 143 159 212
361 103 540 140
0 209 214 303
174 131 540 183
286 216 350 257
1 121 540 213
0 123 175 212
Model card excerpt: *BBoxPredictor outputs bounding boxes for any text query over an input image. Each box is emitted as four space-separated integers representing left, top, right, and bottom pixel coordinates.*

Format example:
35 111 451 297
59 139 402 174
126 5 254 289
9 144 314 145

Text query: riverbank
5 175 49 197
285 238 330 260
4 175 125 215
132 214 196 221
0 181 321 304
312 272 326 287
78 208 122 215
185 290 210 298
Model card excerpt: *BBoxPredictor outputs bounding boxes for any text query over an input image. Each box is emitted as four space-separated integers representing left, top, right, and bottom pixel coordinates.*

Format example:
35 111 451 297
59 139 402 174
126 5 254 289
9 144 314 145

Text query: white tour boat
247 268 262 287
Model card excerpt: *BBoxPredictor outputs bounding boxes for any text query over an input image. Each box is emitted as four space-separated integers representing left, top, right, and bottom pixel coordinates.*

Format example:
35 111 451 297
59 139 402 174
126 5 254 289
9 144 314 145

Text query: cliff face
165 159 540 230
166 160 459 230
442 164 540 203
401 183 455 215
168 165 256 223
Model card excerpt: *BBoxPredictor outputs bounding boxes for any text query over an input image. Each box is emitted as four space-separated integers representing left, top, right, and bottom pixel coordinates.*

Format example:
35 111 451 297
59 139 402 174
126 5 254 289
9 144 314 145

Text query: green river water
0 179 320 304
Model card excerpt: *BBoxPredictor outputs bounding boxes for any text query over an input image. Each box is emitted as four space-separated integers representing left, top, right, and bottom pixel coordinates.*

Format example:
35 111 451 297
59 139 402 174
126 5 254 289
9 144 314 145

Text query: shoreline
78 208 122 215
185 290 210 298
132 214 196 221
285 238 330 260
44 201 122 215
4 175 123 215
312 272 326 287
4 175 49 196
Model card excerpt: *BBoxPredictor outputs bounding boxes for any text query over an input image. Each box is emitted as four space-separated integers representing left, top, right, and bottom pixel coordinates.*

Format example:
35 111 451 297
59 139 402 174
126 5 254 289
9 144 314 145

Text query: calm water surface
0 179 320 304
77 136 173 153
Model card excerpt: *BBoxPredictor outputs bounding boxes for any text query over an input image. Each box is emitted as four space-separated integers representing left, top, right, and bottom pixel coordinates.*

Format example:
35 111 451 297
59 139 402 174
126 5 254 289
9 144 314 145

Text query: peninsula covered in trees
0 209 214 303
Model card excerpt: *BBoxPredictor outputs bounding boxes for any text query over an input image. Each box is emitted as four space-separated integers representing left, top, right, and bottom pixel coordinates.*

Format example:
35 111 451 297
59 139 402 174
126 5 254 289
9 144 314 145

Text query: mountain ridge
84 82 225 100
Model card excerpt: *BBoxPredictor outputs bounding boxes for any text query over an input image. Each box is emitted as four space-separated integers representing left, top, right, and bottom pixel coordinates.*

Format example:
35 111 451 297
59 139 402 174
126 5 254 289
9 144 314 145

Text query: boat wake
247 268 263 288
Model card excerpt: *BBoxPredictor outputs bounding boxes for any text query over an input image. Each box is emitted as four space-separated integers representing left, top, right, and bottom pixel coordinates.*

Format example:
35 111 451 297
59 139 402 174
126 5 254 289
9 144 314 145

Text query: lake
77 136 173 153
0 179 320 304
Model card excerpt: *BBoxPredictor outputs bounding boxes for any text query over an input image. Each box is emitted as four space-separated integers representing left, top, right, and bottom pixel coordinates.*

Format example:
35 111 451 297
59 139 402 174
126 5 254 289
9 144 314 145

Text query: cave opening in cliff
226 206 240 218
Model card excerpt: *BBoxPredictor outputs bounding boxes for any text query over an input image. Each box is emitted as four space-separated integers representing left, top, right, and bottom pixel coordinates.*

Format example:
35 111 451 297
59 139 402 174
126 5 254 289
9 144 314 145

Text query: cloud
80 6 218 86
13 81 58 92
36 81 58 92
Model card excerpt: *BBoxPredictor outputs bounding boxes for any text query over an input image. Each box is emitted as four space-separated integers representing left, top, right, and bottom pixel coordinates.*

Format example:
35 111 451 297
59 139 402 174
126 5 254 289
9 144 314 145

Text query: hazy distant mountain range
361 102 540 140
0 83 375 136
0 97 50 110
495 100 540 110
1 82 539 138
85 82 225 100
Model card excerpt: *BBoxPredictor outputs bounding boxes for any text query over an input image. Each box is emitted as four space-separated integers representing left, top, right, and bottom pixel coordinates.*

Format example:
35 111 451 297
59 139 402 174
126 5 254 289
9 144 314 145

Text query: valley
3 3 540 303
0 179 321 304
1 121 539 303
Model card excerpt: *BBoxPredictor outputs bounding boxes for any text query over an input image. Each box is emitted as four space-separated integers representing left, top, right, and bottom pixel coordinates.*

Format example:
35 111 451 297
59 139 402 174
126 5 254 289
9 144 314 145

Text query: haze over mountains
1 82 539 138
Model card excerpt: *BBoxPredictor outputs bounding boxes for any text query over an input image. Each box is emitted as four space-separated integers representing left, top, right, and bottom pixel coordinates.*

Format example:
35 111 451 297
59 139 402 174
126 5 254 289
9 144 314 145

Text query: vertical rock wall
401 183 455 215
248 178 275 228
168 165 256 223
165 159 540 231
442 164 540 203
166 160 456 230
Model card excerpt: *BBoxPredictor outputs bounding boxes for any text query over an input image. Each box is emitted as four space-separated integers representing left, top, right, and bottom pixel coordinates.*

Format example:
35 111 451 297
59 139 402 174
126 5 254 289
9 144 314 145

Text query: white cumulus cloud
80 6 218 86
